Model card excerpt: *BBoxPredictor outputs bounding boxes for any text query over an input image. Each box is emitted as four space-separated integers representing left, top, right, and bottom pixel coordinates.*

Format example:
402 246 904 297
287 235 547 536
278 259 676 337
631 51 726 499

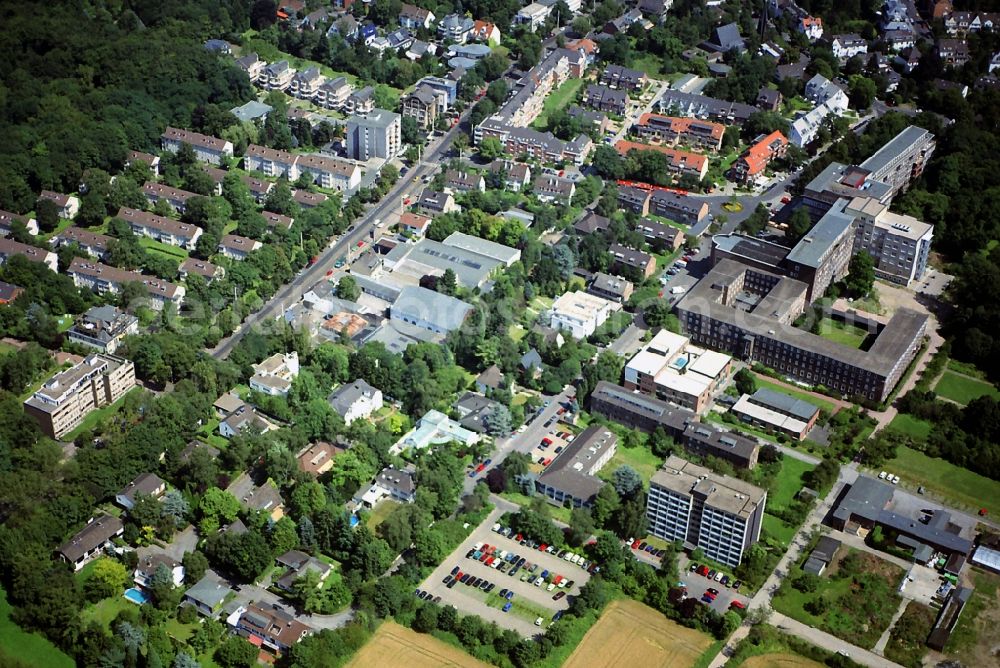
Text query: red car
541 437 553 446
730 600 745 610
538 544 548 552
780 195 791 204
326 269 334 276
631 540 641 549
475 463 486 473
356 241 365 248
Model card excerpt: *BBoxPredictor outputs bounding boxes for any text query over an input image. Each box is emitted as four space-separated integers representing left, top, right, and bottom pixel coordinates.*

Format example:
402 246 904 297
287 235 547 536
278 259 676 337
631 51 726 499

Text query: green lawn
754 377 837 414
933 370 1000 405
767 457 816 511
81 595 133 629
365 500 402 529
814 317 869 349
63 386 140 441
762 514 797 546
632 54 668 80
597 445 663 488
883 445 1000 518
0 586 74 668
56 314 75 332
138 236 189 261
196 419 230 450
532 78 586 130
887 413 933 441
946 359 989 380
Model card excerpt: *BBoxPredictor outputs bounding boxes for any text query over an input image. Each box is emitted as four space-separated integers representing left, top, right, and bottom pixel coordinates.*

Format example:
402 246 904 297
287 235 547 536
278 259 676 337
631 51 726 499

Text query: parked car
714 572 725 583
553 591 566 601
451 566 460 576
708 588 719 596
442 576 452 584
535 617 544 627
502 602 512 612
730 600 746 610
707 569 717 579
505 591 515 600
721 575 730 587
733 580 742 591
690 563 699 572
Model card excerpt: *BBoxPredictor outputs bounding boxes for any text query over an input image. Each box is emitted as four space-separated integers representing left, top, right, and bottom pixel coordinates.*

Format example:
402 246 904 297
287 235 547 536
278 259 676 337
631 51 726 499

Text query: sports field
346 622 490 668
740 653 824 668
563 599 712 668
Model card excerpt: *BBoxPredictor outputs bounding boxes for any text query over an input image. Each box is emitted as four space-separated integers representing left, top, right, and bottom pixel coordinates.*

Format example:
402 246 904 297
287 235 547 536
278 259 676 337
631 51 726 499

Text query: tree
478 137 505 160
401 116 422 145
214 635 258 668
161 489 190 528
173 652 201 668
785 206 812 246
182 551 209 584
439 268 457 296
483 405 512 437
848 75 877 110
734 368 757 396
199 487 240 532
567 507 596 546
845 251 875 297
611 466 642 499
591 145 625 180
35 198 61 232
591 484 621 526
85 558 128 601
336 275 360 301
739 203 770 236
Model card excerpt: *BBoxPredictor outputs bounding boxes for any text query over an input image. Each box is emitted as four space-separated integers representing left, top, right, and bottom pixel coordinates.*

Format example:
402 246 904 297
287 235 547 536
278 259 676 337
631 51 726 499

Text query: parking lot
419 513 591 637
526 427 576 469
679 560 751 615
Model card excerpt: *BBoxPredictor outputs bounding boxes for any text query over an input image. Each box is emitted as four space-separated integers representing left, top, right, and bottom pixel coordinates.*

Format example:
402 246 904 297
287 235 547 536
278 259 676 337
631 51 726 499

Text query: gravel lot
418 513 591 636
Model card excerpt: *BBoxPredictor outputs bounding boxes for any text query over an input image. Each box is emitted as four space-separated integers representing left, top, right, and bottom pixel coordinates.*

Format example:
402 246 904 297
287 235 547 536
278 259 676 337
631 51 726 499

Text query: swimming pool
123 588 149 605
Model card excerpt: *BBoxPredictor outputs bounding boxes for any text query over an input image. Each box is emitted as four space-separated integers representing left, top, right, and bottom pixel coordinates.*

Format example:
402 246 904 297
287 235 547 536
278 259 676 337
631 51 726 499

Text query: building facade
345 109 402 160
647 455 767 567
24 354 136 439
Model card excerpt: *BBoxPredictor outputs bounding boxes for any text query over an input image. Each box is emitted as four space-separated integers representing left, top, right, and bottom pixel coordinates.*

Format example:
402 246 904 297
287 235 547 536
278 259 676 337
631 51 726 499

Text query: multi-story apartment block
478 121 592 165
857 125 935 198
584 84 627 115
532 174 575 203
160 127 233 165
588 381 760 469
314 76 352 110
783 200 856 301
235 53 266 82
399 3 435 30
343 86 375 115
243 144 298 179
515 2 551 31
401 85 442 130
548 290 622 339
51 226 113 260
345 109 402 160
831 34 868 59
609 243 657 279
24 354 136 439
647 455 767 567
142 182 199 212
263 60 295 90
732 131 788 183
846 196 933 285
657 90 756 124
68 258 185 310
117 207 203 250
218 234 262 260
632 114 725 151
437 13 474 42
288 66 325 99
649 190 710 226
601 64 646 91
675 259 928 402
67 306 139 354
0 237 57 272
179 258 224 283
535 425 617 508
624 329 733 414
297 154 361 192
804 74 849 114
39 190 80 219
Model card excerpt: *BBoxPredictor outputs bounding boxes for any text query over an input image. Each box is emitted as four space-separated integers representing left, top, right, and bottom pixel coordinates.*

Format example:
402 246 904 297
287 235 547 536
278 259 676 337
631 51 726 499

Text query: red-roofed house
399 212 432 237
471 20 501 45
732 131 788 183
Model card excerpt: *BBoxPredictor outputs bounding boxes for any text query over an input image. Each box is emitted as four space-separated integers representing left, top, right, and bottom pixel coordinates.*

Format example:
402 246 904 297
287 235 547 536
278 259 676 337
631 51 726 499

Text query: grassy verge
365 500 402 529
63 387 140 441
933 369 1000 405
499 491 572 525
767 458 816 510
138 236 189 261
882 445 1000 518
886 413 932 441
532 78 585 130
0 586 74 668
597 445 663 489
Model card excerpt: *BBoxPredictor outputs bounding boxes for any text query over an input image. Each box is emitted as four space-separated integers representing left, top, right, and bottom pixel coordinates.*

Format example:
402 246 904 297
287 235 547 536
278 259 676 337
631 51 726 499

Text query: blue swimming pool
123 588 149 605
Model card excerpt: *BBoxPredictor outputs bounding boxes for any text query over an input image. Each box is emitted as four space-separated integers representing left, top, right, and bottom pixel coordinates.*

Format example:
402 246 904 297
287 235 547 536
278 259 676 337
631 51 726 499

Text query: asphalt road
209 121 468 360
462 386 576 496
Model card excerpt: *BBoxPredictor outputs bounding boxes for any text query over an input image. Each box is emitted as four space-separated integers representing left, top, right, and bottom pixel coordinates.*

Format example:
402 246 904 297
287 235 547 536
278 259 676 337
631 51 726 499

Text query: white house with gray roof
328 379 383 425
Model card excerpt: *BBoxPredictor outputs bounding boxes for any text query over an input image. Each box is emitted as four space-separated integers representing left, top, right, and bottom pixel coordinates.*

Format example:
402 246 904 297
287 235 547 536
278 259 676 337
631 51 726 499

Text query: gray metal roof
712 233 789 267
784 200 854 268
750 388 819 421
391 285 473 332
328 379 379 416
859 126 934 176
384 238 501 289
